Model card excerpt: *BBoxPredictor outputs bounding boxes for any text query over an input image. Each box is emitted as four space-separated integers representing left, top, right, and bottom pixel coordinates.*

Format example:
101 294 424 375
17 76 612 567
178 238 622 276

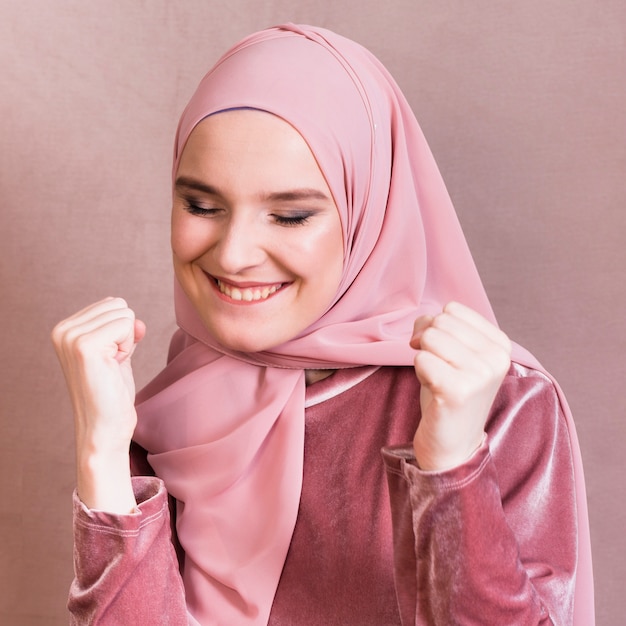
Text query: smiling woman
51 23 593 626
171 110 344 353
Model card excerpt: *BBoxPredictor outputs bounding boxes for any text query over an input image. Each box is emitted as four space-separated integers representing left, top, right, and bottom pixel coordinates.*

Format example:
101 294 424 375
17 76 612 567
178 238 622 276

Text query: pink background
1 1 624 623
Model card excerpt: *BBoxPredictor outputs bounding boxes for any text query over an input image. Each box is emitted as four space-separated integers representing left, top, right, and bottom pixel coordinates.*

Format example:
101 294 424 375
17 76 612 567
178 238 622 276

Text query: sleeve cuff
382 435 492 491
73 476 167 527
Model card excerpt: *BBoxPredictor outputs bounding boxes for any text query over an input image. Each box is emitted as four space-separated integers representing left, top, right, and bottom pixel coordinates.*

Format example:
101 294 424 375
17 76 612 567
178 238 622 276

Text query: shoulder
491 361 564 432
489 361 567 444
487 361 575 494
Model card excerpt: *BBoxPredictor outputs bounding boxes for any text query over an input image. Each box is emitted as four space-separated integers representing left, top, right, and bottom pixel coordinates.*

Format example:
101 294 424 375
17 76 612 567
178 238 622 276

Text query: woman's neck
304 369 336 386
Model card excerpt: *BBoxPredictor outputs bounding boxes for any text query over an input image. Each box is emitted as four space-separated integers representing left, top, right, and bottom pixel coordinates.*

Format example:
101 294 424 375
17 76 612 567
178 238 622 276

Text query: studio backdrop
1 1 624 624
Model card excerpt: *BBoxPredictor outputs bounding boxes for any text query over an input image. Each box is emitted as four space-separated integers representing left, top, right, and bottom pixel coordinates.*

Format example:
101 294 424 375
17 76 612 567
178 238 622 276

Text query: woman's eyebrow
261 189 331 203
175 176 220 195
175 176 330 203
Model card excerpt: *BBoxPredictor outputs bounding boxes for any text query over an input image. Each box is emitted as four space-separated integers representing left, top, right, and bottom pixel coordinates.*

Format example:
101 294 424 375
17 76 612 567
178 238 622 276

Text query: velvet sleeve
382 365 579 625
68 476 190 625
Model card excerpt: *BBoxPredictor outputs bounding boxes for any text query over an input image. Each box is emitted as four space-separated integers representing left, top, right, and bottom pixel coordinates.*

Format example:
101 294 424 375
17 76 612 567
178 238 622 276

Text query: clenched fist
51 297 146 512
410 302 512 471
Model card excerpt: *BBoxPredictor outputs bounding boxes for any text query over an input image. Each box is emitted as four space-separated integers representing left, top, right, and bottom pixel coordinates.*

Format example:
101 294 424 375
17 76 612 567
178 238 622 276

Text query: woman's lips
204 273 287 303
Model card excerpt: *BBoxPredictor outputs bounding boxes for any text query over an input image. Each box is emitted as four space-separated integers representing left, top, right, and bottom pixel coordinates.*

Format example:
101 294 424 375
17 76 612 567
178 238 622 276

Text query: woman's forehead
176 110 336 203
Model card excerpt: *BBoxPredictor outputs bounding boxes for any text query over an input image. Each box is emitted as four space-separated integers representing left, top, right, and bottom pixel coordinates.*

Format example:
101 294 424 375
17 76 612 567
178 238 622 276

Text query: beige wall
1 1 624 623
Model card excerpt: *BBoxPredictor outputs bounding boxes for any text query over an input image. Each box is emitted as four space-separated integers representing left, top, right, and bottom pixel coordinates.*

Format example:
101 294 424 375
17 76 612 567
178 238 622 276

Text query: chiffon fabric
133 24 593 625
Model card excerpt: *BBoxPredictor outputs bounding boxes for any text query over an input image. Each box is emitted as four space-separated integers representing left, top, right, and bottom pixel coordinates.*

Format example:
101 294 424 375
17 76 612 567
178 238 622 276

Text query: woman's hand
51 297 146 512
410 302 512 471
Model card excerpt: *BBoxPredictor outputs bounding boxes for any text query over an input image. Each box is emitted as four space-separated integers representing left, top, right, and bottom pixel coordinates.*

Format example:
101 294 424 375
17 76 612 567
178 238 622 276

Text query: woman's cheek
171 217 210 262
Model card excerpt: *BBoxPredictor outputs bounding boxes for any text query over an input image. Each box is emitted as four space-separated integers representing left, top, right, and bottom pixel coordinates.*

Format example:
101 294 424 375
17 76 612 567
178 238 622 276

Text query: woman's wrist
413 431 485 472
76 445 137 513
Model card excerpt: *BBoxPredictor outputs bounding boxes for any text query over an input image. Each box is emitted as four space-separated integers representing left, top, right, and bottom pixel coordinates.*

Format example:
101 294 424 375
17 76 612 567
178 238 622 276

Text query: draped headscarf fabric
134 24 593 625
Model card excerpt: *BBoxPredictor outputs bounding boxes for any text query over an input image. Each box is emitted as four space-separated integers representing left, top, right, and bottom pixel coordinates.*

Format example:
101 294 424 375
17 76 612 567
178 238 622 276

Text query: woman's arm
383 302 581 624
52 298 190 623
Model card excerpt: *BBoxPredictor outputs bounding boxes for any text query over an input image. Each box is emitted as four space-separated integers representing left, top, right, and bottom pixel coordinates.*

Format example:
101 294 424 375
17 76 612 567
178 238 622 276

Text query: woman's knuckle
73 332 96 356
50 324 63 345
421 326 437 346
113 296 129 310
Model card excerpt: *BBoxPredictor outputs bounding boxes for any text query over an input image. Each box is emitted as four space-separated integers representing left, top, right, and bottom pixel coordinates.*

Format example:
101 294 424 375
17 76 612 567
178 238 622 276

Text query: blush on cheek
171 224 208 261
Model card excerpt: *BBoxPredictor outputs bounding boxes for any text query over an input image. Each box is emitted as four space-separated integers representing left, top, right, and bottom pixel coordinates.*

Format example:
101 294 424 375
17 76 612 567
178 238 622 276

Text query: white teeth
217 281 281 302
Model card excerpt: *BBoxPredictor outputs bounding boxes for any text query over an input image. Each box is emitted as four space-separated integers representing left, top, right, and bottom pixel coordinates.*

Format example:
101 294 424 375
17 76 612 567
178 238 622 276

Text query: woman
52 24 594 625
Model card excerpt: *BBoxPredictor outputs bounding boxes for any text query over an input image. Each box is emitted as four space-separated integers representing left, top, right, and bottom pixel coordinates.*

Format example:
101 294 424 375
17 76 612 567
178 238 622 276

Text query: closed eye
183 202 222 217
272 212 314 226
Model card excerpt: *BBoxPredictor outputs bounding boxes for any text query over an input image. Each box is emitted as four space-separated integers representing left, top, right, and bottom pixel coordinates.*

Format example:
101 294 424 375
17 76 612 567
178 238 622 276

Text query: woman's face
172 109 344 353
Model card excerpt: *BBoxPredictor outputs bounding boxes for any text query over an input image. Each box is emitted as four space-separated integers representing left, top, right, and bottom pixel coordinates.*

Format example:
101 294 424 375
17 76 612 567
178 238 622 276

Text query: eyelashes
183 203 219 217
182 202 313 227
272 213 312 226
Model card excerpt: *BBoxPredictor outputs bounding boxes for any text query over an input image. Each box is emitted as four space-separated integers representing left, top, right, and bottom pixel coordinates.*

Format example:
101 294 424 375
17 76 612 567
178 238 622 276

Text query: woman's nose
212 216 267 274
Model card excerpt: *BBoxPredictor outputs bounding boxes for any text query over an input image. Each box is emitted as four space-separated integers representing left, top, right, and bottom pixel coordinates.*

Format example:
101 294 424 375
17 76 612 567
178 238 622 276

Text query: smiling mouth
215 278 285 302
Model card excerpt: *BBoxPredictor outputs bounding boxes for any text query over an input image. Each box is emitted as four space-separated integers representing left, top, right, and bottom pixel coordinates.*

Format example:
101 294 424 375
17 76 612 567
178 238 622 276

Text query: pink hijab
134 24 593 625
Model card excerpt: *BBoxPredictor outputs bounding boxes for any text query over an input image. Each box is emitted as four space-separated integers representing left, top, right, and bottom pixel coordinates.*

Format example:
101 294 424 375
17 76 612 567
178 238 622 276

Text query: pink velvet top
70 362 584 625
120 24 592 624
